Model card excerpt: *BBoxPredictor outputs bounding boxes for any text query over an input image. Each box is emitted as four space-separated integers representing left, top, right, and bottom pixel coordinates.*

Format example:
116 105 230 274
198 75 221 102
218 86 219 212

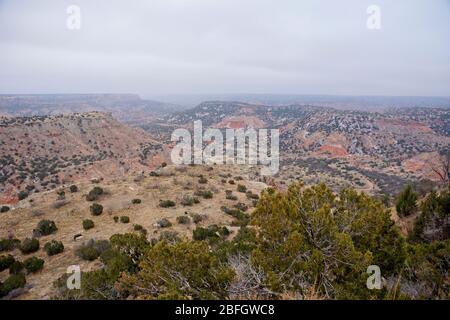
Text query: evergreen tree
396 185 418 217
251 183 405 299
410 191 450 243
118 241 234 299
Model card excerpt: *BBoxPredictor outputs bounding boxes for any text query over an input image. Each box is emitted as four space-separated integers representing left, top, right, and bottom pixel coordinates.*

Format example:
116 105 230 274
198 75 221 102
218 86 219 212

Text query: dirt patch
317 145 349 157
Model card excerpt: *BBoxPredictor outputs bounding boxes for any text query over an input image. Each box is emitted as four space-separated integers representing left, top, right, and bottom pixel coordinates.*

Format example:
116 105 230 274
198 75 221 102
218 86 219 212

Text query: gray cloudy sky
0 0 449 96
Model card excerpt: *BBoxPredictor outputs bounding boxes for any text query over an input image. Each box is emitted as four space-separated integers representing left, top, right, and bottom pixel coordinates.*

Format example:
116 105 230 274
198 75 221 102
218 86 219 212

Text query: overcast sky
0 0 449 96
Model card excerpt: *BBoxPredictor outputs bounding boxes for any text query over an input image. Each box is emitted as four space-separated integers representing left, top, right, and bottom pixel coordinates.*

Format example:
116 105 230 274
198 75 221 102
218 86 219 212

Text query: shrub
176 216 190 224
86 186 103 201
225 190 238 201
44 240 64 256
133 224 147 236
228 180 235 185
83 219 95 230
120 216 130 224
90 203 103 216
69 185 78 193
109 233 149 265
192 224 227 242
198 176 208 184
157 218 172 228
219 226 230 237
234 202 248 212
9 260 24 274
56 190 65 199
193 227 215 241
77 246 99 261
158 231 180 244
23 257 44 273
0 238 20 252
180 195 199 206
212 227 257 261
33 219 58 237
195 190 213 199
0 274 26 297
404 240 450 299
19 238 40 254
18 190 29 201
132 198 142 204
76 239 110 261
396 185 418 217
0 255 15 272
159 200 175 208
113 216 119 223
192 214 204 224
251 183 407 298
117 241 233 299
221 207 250 226
0 206 10 213
202 191 213 199
380 193 391 207
237 184 247 193
246 190 259 200
410 191 450 243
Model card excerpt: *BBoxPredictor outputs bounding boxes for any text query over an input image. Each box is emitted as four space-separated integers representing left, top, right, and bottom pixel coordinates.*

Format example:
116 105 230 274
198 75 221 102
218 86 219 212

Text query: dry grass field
0 164 267 299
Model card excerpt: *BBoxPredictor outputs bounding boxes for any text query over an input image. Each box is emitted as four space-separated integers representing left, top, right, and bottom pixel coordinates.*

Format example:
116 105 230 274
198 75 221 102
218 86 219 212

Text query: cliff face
0 112 164 203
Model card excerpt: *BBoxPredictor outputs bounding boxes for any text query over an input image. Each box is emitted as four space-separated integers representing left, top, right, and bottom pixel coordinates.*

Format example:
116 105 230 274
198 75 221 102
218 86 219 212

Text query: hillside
0 94 182 127
0 112 164 204
149 101 450 195
0 105 448 301
0 164 266 299
0 163 447 300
